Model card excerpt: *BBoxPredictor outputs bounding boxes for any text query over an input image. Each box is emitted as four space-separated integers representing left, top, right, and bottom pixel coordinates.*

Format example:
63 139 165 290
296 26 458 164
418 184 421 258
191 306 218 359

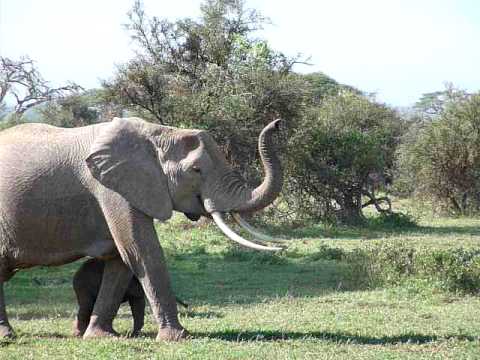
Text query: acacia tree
102 0 269 124
414 84 470 119
103 0 306 178
0 57 81 124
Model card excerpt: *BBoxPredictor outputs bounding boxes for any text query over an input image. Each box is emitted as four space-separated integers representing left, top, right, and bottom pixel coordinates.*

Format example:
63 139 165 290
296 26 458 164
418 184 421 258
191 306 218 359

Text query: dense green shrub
366 212 418 230
39 89 121 127
221 246 289 265
307 244 345 261
345 242 480 294
418 248 480 293
0 116 21 131
395 91 480 214
286 91 405 223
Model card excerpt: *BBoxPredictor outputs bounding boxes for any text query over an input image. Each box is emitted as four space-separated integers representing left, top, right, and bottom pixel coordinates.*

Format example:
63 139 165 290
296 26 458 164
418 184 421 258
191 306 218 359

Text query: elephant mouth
184 195 206 221
184 213 201 221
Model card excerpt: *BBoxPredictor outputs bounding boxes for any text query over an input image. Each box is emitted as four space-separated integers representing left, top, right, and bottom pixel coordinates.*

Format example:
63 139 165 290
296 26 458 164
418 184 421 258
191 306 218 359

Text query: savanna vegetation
1 0 479 358
2 207 480 359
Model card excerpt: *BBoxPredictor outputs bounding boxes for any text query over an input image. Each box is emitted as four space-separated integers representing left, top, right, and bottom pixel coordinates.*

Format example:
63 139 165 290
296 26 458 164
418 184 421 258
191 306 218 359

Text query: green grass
1 206 480 359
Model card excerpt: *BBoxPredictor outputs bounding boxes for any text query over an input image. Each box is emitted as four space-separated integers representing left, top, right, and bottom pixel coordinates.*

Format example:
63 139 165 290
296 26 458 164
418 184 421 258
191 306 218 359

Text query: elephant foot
127 329 141 338
73 319 89 337
83 316 118 339
156 326 189 342
0 323 15 339
73 328 83 338
83 326 118 339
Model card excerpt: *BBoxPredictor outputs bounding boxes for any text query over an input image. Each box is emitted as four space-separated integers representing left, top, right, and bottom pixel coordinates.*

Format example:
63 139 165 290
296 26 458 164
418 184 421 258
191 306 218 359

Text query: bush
344 242 480 294
307 244 345 261
395 90 480 214
418 248 480 293
222 247 289 265
286 91 404 223
39 89 121 128
366 212 418 230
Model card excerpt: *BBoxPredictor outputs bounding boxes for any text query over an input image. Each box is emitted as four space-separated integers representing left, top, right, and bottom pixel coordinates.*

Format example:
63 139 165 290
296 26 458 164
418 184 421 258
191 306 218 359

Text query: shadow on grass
1 329 477 347
194 329 478 345
0 332 71 347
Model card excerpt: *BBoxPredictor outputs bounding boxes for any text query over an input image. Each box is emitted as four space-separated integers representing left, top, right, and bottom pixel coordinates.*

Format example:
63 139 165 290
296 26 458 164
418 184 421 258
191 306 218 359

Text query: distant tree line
1 0 479 222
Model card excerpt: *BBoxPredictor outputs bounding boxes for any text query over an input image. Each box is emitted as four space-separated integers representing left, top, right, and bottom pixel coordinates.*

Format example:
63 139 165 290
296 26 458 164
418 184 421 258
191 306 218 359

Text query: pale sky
1 0 479 107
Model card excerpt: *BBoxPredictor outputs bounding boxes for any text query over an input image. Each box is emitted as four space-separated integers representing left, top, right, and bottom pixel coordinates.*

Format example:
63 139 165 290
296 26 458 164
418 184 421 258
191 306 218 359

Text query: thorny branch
0 56 82 116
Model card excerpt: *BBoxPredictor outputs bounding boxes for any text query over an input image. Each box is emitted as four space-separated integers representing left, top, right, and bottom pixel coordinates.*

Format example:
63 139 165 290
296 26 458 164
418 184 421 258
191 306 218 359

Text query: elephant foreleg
98 193 186 341
0 281 14 338
122 225 186 341
83 258 133 339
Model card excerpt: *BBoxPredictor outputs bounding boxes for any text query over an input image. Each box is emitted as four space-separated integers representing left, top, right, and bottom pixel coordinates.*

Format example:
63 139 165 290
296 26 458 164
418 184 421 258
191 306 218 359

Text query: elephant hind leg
0 281 14 339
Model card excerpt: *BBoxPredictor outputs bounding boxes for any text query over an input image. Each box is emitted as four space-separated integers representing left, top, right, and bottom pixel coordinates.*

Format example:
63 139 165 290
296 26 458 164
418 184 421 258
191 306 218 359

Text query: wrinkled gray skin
0 117 282 340
73 258 145 337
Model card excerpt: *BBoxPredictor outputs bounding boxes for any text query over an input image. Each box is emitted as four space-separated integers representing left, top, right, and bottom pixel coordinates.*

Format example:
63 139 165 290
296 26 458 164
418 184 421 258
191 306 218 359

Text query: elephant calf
73 258 146 337
73 259 189 337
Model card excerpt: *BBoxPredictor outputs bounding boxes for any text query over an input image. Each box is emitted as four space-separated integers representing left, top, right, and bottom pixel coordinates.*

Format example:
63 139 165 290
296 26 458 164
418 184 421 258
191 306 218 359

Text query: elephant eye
192 166 201 174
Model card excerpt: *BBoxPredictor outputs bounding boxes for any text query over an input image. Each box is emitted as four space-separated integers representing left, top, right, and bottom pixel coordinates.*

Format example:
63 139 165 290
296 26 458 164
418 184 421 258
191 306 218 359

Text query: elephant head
86 117 284 251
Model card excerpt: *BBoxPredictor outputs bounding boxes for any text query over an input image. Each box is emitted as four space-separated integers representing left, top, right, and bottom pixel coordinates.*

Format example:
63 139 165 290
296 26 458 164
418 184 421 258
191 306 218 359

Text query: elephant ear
86 117 173 221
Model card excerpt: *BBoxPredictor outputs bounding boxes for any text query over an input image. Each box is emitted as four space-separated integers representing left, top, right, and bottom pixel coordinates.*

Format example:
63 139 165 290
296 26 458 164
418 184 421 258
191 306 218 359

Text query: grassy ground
1 208 480 359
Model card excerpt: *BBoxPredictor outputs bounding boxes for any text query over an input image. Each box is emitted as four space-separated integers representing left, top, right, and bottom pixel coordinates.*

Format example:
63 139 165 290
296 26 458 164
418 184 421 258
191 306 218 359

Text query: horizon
1 0 479 108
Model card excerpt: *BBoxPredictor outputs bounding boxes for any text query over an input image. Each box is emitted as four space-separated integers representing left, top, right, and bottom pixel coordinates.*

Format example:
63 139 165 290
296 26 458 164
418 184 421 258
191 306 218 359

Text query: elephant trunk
232 119 283 214
202 119 285 252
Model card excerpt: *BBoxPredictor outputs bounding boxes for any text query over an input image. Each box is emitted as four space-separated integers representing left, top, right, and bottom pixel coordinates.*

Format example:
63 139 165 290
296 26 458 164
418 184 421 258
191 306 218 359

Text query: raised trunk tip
235 119 284 213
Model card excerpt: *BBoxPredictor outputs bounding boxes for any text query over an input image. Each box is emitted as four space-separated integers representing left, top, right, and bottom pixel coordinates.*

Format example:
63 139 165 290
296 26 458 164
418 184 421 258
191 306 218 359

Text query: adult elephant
0 117 283 341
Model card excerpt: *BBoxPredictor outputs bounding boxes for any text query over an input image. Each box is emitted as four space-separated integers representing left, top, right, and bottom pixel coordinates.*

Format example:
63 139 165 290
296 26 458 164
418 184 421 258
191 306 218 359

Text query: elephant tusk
211 212 285 252
232 213 288 243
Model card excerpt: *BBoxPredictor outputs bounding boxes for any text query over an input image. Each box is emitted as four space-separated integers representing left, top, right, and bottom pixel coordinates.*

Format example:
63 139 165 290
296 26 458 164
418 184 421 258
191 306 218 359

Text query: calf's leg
83 258 132 338
0 282 14 338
